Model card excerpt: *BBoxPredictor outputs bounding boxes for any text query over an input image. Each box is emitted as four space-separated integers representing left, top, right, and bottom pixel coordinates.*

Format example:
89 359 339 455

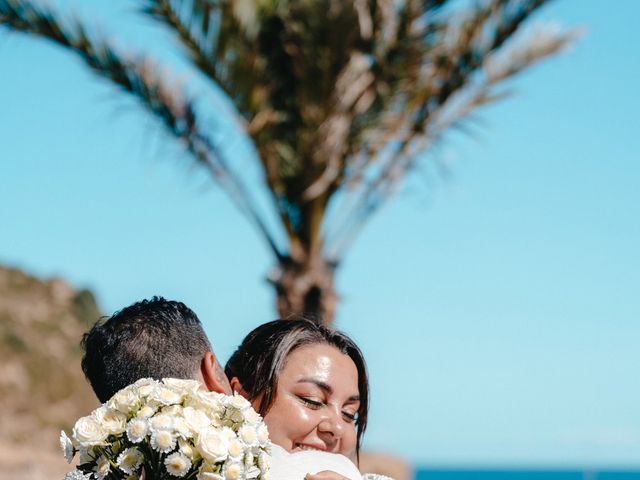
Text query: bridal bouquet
60 378 271 480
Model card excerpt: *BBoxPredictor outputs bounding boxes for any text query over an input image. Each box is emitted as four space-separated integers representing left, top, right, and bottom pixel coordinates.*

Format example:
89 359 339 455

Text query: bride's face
260 343 360 456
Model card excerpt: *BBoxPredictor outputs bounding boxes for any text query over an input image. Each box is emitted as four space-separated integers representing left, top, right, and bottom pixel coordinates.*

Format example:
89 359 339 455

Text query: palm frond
323 0 578 259
0 0 283 258
140 0 223 87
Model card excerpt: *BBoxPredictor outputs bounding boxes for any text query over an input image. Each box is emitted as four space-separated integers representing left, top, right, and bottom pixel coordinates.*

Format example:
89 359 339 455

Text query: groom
81 296 361 480
81 296 232 402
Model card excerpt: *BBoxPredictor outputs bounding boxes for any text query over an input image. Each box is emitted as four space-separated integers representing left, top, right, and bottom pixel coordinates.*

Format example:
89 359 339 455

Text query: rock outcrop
0 265 101 479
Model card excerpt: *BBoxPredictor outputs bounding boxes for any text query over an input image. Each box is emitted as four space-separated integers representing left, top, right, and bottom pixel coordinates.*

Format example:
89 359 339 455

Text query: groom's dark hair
81 296 211 402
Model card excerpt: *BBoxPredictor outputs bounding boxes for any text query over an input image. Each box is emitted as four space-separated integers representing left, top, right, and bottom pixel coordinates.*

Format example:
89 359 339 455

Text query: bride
225 318 381 480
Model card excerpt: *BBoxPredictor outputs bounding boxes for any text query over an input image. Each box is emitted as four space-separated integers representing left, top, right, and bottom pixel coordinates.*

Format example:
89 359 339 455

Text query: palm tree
0 0 577 324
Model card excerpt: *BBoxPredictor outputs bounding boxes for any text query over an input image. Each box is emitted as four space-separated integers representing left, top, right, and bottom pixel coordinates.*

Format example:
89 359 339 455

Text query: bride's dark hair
225 318 369 455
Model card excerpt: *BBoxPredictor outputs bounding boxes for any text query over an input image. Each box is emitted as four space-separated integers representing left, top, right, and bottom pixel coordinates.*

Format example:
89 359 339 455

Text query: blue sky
1 0 639 469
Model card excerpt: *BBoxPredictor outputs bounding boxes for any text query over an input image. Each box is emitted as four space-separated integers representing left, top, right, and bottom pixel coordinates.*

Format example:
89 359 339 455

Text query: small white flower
134 378 158 397
150 413 174 431
196 427 229 462
59 430 75 463
126 418 149 443
238 425 258 446
117 447 143 475
223 461 245 480
137 405 156 418
94 455 110 480
151 429 177 453
164 451 192 477
261 471 271 480
227 438 244 459
173 417 192 439
162 404 183 416
78 446 95 465
246 466 261 479
244 452 254 467
228 394 251 411
154 386 183 405
256 424 269 446
242 407 260 424
72 415 108 446
63 470 91 480
257 452 270 472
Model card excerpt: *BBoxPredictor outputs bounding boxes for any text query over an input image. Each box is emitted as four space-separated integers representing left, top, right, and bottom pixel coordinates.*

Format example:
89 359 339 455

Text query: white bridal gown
270 444 394 480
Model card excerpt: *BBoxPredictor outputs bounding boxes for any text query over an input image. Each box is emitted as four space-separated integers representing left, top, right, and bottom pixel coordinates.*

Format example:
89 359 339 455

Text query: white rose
93 406 127 435
163 378 202 393
73 415 108 446
183 407 211 433
197 427 229 463
191 392 225 416
108 388 139 413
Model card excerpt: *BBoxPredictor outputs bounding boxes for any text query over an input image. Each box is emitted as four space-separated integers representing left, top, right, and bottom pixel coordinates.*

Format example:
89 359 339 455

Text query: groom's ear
201 351 232 395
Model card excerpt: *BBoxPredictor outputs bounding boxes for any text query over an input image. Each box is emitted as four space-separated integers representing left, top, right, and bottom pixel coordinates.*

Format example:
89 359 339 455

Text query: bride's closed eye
297 396 323 409
341 410 357 423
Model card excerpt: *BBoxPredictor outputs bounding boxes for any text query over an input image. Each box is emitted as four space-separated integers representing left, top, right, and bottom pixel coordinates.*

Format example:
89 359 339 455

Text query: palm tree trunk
268 256 338 325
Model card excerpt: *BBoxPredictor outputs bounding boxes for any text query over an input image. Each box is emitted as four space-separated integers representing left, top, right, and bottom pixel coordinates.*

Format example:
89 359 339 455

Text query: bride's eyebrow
297 378 360 402
297 378 333 394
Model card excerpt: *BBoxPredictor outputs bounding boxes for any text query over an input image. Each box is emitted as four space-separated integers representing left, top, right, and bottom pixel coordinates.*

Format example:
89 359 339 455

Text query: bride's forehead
282 344 358 381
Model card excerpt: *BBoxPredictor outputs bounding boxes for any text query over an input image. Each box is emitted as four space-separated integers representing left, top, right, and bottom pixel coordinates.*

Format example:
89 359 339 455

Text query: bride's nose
317 408 345 438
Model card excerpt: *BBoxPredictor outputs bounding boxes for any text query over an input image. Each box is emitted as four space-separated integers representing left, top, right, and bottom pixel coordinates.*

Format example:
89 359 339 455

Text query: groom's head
81 296 231 402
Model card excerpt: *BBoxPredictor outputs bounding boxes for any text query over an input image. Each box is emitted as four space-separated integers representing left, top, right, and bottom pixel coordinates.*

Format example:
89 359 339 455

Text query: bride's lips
294 442 329 452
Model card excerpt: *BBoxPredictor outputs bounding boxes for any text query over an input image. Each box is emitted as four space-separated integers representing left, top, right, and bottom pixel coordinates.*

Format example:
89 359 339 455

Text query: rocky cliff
0 265 101 479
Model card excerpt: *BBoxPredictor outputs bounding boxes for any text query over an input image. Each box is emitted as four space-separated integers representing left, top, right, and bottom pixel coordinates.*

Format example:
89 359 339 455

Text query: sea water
415 469 640 480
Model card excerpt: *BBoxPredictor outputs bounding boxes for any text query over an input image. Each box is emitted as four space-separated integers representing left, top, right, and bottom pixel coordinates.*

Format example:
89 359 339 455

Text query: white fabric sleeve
269 444 362 480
